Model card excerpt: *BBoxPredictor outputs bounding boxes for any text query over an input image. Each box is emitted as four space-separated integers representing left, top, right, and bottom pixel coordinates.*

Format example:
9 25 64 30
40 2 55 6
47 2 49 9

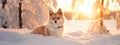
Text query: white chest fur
47 24 64 37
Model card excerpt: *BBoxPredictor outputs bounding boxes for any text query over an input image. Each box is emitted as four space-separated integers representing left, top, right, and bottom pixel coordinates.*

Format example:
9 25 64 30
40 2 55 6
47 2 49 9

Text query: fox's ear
49 10 54 16
57 8 63 15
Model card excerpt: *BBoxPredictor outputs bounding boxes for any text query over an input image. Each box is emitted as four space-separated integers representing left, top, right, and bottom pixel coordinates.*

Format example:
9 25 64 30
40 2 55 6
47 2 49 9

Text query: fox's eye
57 17 60 19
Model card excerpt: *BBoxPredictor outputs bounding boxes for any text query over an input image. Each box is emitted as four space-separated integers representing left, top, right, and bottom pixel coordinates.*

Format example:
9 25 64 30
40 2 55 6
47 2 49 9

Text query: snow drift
0 20 120 45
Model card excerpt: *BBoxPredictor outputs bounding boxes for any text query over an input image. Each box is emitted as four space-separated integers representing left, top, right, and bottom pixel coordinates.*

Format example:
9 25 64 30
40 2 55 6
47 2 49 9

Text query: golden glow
78 0 97 16
56 0 120 19
78 4 92 15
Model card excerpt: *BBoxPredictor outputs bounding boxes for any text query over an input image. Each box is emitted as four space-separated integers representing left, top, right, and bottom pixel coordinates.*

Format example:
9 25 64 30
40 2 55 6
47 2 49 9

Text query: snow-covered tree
0 0 58 29
0 0 8 28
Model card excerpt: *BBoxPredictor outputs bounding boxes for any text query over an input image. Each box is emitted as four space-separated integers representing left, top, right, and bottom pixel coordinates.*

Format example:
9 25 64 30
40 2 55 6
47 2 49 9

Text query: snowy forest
0 0 120 29
0 0 120 45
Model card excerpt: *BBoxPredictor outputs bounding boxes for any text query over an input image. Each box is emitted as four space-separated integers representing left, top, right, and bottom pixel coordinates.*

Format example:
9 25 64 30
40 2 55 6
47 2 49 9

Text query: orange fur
32 25 48 36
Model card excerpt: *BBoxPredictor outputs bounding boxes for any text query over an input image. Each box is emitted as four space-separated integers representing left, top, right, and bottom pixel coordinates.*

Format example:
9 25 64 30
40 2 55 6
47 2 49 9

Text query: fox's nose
55 21 57 23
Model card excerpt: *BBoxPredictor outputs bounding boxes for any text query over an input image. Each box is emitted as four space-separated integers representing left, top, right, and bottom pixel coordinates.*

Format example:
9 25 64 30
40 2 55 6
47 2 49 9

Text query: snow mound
0 28 81 45
0 28 120 45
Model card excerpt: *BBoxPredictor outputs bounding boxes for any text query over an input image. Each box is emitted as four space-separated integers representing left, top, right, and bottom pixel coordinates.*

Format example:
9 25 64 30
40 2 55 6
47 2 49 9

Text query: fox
32 8 65 37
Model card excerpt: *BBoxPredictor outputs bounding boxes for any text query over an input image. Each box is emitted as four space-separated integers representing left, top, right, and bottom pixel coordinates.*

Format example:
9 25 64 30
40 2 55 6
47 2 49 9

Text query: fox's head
49 8 64 25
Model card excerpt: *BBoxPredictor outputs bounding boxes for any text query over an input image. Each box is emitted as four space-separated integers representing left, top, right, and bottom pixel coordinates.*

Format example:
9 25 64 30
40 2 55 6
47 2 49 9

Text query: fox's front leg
44 28 49 36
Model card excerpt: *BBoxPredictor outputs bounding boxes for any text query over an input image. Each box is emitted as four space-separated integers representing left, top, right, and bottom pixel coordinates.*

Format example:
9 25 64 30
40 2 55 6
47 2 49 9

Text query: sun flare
77 0 97 16
78 4 92 15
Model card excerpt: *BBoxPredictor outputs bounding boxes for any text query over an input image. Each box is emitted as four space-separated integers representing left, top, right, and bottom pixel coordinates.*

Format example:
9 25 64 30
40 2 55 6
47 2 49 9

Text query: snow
0 29 81 45
0 20 120 45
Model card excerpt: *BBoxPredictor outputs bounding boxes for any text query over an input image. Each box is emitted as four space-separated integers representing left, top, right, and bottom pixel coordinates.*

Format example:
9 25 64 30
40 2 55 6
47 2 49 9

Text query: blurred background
0 0 119 30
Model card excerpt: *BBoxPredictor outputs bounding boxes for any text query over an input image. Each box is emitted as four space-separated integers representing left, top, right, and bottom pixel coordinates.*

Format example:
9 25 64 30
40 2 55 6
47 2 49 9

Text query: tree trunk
19 0 23 28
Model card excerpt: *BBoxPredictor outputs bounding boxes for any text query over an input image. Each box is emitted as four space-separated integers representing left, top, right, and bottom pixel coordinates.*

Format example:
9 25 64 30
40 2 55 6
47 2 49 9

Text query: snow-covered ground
0 20 120 45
